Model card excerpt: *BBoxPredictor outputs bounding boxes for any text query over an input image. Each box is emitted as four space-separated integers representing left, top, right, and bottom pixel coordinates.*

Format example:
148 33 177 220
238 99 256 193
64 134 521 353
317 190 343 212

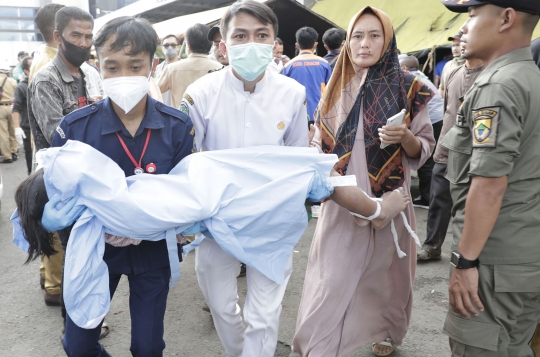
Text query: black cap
442 0 540 15
207 25 221 42
17 51 28 57
448 33 462 41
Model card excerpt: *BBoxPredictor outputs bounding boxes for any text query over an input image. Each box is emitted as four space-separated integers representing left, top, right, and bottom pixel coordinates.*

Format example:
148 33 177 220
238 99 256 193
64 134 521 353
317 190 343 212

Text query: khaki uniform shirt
157 53 222 108
440 57 465 93
0 73 17 104
441 47 540 265
29 44 57 83
433 64 484 164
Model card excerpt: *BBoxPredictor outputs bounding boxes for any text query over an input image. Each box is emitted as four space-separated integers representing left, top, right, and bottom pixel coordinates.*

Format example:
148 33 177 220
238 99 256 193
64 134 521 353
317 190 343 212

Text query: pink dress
292 105 434 357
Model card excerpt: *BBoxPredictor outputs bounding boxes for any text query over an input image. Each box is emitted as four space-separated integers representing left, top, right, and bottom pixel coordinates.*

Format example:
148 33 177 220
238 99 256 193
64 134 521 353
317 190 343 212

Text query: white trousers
195 238 293 357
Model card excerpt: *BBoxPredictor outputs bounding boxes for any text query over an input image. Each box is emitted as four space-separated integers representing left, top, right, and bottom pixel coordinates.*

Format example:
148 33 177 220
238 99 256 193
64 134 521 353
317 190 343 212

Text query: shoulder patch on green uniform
472 106 500 148
183 93 194 105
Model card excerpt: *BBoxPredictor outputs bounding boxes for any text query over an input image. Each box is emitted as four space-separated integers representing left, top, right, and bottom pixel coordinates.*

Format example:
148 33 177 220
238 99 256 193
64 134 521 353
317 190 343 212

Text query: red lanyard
116 129 151 174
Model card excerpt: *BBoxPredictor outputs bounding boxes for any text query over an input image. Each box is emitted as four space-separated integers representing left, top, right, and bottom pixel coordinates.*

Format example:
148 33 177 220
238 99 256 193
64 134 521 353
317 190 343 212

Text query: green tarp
311 0 540 53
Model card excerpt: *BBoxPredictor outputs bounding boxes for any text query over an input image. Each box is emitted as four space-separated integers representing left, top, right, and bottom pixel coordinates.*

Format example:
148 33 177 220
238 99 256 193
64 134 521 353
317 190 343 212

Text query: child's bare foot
372 188 410 230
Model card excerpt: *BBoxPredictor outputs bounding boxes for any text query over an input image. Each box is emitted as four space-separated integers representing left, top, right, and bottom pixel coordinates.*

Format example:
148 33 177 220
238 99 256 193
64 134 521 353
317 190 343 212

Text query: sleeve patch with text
472 106 500 148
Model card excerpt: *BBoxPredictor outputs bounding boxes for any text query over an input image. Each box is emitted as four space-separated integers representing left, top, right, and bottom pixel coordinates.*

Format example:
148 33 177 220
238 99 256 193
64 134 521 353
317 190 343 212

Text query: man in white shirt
180 2 308 356
81 61 103 101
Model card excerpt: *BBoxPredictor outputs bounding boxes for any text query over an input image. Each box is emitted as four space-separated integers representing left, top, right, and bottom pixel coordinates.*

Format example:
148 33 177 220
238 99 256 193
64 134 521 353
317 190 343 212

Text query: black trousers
423 162 452 251
63 266 170 357
416 120 443 201
22 127 31 174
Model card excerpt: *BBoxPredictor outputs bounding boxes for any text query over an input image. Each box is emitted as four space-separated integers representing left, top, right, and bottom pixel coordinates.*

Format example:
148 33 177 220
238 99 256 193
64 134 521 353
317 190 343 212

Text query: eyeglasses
163 44 178 49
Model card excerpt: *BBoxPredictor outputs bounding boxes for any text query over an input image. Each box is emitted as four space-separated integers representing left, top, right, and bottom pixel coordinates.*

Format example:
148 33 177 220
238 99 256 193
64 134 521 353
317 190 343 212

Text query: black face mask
60 35 91 67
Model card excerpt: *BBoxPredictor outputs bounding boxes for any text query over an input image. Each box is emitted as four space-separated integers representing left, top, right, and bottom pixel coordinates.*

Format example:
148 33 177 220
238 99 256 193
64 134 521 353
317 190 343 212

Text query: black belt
0 103 10 106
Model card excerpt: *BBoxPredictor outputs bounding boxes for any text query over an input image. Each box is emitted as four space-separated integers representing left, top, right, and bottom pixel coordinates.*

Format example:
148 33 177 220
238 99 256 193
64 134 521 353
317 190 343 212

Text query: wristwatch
451 251 480 269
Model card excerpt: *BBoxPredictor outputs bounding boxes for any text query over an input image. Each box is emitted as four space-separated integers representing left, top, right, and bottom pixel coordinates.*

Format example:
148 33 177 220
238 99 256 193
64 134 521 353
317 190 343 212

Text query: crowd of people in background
4 0 540 356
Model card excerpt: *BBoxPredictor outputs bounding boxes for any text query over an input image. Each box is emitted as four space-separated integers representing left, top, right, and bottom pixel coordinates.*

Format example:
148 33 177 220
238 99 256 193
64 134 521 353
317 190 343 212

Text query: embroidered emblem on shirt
183 93 194 105
472 106 500 148
56 126 66 139
277 121 285 130
189 126 195 136
179 102 189 116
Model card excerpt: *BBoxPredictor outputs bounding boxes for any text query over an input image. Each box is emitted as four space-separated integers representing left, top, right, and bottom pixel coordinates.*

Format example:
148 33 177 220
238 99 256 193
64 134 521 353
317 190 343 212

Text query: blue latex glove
307 171 334 202
42 194 86 232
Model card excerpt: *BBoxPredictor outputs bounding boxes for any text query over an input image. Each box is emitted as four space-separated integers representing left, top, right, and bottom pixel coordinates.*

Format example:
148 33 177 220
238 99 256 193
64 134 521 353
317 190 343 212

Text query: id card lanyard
116 129 156 174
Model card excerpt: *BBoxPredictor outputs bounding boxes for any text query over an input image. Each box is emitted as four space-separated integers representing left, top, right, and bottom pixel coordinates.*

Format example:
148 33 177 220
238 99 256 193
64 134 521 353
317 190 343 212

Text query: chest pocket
148 159 172 175
441 125 472 185
62 100 77 116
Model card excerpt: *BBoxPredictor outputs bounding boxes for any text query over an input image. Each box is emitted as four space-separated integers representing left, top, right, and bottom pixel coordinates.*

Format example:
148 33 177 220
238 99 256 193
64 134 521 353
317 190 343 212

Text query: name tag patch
472 106 500 148
56 126 66 139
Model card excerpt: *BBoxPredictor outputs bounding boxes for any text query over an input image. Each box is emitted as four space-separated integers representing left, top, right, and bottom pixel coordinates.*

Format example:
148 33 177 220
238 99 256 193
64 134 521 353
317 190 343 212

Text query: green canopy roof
311 0 540 53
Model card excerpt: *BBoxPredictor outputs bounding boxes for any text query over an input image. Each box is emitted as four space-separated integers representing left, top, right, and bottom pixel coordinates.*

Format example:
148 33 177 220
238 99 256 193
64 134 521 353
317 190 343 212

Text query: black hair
322 28 346 51
15 169 56 264
275 37 283 45
296 27 318 50
220 0 278 40
55 6 94 35
21 56 33 72
162 34 179 44
185 23 213 54
93 16 158 63
523 13 540 34
34 3 64 43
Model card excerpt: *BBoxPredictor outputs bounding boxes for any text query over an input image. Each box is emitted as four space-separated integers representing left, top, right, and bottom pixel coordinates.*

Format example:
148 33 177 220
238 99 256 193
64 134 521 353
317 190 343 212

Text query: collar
483 47 533 74
328 49 341 55
226 66 268 95
101 96 165 137
45 45 58 56
464 63 484 74
299 50 314 55
410 70 427 77
52 54 85 83
188 53 209 59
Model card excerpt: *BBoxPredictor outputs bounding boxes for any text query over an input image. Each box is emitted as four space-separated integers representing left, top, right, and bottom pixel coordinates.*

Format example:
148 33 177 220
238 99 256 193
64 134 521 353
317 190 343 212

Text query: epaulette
476 69 499 88
154 100 188 123
63 100 103 125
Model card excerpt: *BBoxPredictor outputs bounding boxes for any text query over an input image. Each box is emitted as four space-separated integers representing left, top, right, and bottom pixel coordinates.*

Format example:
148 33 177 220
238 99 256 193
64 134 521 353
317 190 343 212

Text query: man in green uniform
440 1 540 356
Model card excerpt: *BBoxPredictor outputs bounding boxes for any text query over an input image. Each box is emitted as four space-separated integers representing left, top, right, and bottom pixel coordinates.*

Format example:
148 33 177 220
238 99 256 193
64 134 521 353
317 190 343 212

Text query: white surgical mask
102 74 150 114
164 47 178 59
226 42 274 81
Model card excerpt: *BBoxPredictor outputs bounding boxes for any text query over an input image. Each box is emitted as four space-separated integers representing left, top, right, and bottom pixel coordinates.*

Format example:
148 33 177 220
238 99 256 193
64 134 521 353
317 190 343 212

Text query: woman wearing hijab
292 7 435 357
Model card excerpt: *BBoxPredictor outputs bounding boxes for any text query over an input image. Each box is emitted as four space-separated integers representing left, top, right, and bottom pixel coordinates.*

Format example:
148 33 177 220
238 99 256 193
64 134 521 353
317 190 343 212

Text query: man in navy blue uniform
45 16 194 357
